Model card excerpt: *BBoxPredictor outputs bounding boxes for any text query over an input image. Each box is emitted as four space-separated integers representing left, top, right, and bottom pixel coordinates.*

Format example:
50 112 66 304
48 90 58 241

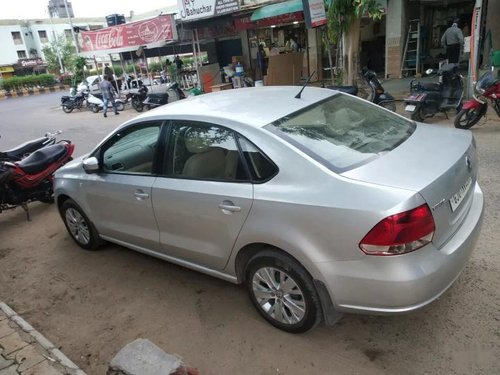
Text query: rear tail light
359 204 435 256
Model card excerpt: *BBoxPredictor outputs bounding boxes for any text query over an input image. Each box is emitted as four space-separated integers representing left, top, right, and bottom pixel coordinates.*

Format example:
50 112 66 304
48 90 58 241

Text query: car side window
101 122 162 174
237 136 278 182
165 122 248 181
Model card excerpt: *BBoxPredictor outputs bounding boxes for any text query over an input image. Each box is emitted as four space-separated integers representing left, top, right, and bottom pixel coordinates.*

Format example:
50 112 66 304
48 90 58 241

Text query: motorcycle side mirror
82 157 100 174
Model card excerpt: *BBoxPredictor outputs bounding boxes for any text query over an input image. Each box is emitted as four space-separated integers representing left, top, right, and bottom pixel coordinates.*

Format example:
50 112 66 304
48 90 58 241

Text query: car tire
61 199 103 251
245 249 322 333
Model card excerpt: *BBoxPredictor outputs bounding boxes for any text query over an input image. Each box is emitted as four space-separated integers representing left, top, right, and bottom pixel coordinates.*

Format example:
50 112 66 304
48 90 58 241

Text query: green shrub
113 65 123 76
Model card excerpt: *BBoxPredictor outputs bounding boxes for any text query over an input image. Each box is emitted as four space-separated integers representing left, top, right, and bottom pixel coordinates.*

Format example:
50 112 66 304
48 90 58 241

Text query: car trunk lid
342 124 478 249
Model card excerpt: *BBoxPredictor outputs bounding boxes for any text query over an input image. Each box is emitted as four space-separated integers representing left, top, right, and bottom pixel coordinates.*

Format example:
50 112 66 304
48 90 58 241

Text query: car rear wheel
61 199 103 250
245 250 322 333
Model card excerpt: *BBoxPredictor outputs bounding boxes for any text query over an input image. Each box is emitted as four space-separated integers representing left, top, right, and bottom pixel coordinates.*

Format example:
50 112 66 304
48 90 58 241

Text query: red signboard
234 12 304 30
78 15 177 55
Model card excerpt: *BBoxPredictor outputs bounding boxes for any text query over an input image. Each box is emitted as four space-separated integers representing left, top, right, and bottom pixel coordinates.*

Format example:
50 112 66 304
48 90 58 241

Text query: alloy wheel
65 207 90 245
252 267 306 325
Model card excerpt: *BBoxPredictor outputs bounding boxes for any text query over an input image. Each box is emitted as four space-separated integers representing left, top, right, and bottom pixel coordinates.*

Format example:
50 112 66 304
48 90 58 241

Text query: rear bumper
316 183 484 314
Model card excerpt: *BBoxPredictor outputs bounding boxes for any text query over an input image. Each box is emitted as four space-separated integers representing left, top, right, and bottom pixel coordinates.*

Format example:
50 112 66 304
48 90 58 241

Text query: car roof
136 86 336 128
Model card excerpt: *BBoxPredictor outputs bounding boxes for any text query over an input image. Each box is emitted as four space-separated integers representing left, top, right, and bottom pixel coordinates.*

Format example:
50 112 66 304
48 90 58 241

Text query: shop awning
250 0 304 22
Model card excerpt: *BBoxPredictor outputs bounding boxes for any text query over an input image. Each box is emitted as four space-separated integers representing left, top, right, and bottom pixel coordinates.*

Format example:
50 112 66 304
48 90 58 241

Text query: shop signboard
0 66 15 73
17 58 44 67
77 15 177 55
178 0 240 22
302 0 327 28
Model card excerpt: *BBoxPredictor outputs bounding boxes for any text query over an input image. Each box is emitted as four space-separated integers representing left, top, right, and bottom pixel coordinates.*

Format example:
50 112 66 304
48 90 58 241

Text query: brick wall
386 37 402 78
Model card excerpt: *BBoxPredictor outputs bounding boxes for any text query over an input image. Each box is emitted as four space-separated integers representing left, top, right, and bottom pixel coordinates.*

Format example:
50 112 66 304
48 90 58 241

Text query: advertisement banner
302 0 327 29
178 0 240 22
78 15 177 55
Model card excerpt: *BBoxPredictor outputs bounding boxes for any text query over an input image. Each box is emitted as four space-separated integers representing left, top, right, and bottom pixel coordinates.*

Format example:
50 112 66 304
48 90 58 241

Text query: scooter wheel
115 102 125 112
410 107 425 122
91 105 99 113
454 107 487 129
132 100 144 112
62 105 73 114
380 101 396 112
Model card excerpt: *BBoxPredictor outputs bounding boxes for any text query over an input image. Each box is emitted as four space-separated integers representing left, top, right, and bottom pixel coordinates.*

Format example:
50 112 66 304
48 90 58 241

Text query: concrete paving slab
20 360 61 375
14 345 45 373
0 333 29 358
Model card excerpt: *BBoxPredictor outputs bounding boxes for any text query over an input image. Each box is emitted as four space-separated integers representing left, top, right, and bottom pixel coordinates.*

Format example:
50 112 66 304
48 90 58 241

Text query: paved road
0 94 499 374
0 92 139 158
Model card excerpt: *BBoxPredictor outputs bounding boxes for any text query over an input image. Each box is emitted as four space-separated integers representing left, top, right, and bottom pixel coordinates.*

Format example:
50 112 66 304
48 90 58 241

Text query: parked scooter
87 92 125 113
0 140 74 220
404 63 464 122
61 88 89 113
125 85 149 112
0 131 62 162
454 69 500 129
323 69 396 111
142 82 186 110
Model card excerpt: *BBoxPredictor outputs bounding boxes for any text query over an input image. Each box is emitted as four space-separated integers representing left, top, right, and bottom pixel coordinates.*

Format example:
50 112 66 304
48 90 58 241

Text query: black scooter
404 63 464 122
127 85 149 112
142 82 186 110
323 69 396 111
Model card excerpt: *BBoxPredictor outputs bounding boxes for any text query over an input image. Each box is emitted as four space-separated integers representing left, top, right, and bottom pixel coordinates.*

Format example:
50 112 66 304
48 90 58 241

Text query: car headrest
185 128 212 153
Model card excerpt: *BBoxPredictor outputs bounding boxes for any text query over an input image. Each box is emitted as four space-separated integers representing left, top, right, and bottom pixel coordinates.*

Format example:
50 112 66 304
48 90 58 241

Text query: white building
0 17 107 77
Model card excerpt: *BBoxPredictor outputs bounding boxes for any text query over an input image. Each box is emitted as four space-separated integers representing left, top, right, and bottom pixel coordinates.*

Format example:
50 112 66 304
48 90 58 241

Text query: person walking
441 18 464 64
99 75 119 118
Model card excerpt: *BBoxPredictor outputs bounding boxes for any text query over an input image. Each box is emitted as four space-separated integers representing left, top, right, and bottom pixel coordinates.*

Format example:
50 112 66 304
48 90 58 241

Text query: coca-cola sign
78 15 177 54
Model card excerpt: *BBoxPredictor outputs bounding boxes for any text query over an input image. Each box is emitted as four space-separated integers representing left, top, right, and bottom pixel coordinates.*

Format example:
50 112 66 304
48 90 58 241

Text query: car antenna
294 71 316 99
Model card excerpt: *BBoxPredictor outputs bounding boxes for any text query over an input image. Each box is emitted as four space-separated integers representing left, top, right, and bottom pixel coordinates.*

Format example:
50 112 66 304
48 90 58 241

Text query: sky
0 0 178 20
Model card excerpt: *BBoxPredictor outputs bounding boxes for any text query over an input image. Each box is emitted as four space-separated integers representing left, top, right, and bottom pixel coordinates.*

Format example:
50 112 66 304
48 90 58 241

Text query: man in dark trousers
99 75 119 118
441 18 464 64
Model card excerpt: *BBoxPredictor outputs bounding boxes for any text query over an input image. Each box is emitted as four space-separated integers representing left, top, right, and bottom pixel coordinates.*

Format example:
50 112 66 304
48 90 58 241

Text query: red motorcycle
0 141 74 219
455 70 500 129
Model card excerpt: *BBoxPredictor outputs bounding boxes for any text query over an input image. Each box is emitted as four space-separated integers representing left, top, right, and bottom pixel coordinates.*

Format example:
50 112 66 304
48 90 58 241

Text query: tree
326 0 383 85
41 33 76 74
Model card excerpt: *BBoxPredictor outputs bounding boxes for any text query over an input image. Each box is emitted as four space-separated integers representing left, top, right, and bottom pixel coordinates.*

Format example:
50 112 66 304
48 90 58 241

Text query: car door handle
218 203 241 213
134 191 150 200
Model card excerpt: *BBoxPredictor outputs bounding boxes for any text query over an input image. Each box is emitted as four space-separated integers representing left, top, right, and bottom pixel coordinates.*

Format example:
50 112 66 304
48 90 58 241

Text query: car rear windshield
266 94 415 172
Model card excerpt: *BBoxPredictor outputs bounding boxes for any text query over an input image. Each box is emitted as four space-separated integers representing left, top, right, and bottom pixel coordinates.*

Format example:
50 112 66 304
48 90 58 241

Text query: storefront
13 59 47 76
0 66 15 79
234 0 323 84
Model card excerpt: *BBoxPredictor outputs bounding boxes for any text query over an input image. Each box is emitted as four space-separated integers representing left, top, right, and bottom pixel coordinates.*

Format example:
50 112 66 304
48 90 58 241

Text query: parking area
0 93 499 374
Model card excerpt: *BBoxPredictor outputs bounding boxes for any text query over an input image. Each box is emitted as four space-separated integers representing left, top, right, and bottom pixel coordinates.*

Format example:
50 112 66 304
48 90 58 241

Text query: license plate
449 177 472 212
405 104 416 112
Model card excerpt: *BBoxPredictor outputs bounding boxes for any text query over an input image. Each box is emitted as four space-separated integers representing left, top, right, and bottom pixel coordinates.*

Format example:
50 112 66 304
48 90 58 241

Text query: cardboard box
266 52 304 86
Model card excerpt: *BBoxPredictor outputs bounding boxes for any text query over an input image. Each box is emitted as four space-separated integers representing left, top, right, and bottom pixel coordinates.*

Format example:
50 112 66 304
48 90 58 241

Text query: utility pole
62 0 79 53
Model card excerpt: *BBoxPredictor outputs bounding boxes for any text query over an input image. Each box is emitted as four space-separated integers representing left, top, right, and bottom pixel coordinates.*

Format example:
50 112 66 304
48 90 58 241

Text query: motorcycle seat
3 137 49 161
418 82 441 91
17 143 67 175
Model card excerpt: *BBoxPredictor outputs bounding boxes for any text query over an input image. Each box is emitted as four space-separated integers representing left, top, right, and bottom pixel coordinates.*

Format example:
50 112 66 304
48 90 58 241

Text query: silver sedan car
54 86 483 333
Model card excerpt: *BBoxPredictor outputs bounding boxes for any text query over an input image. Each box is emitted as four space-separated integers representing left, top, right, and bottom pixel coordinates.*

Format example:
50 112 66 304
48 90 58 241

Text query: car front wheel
61 199 102 250
245 250 322 333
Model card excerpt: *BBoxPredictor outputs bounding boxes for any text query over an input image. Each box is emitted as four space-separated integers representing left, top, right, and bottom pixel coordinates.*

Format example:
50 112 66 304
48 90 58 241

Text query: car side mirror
82 156 100 173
